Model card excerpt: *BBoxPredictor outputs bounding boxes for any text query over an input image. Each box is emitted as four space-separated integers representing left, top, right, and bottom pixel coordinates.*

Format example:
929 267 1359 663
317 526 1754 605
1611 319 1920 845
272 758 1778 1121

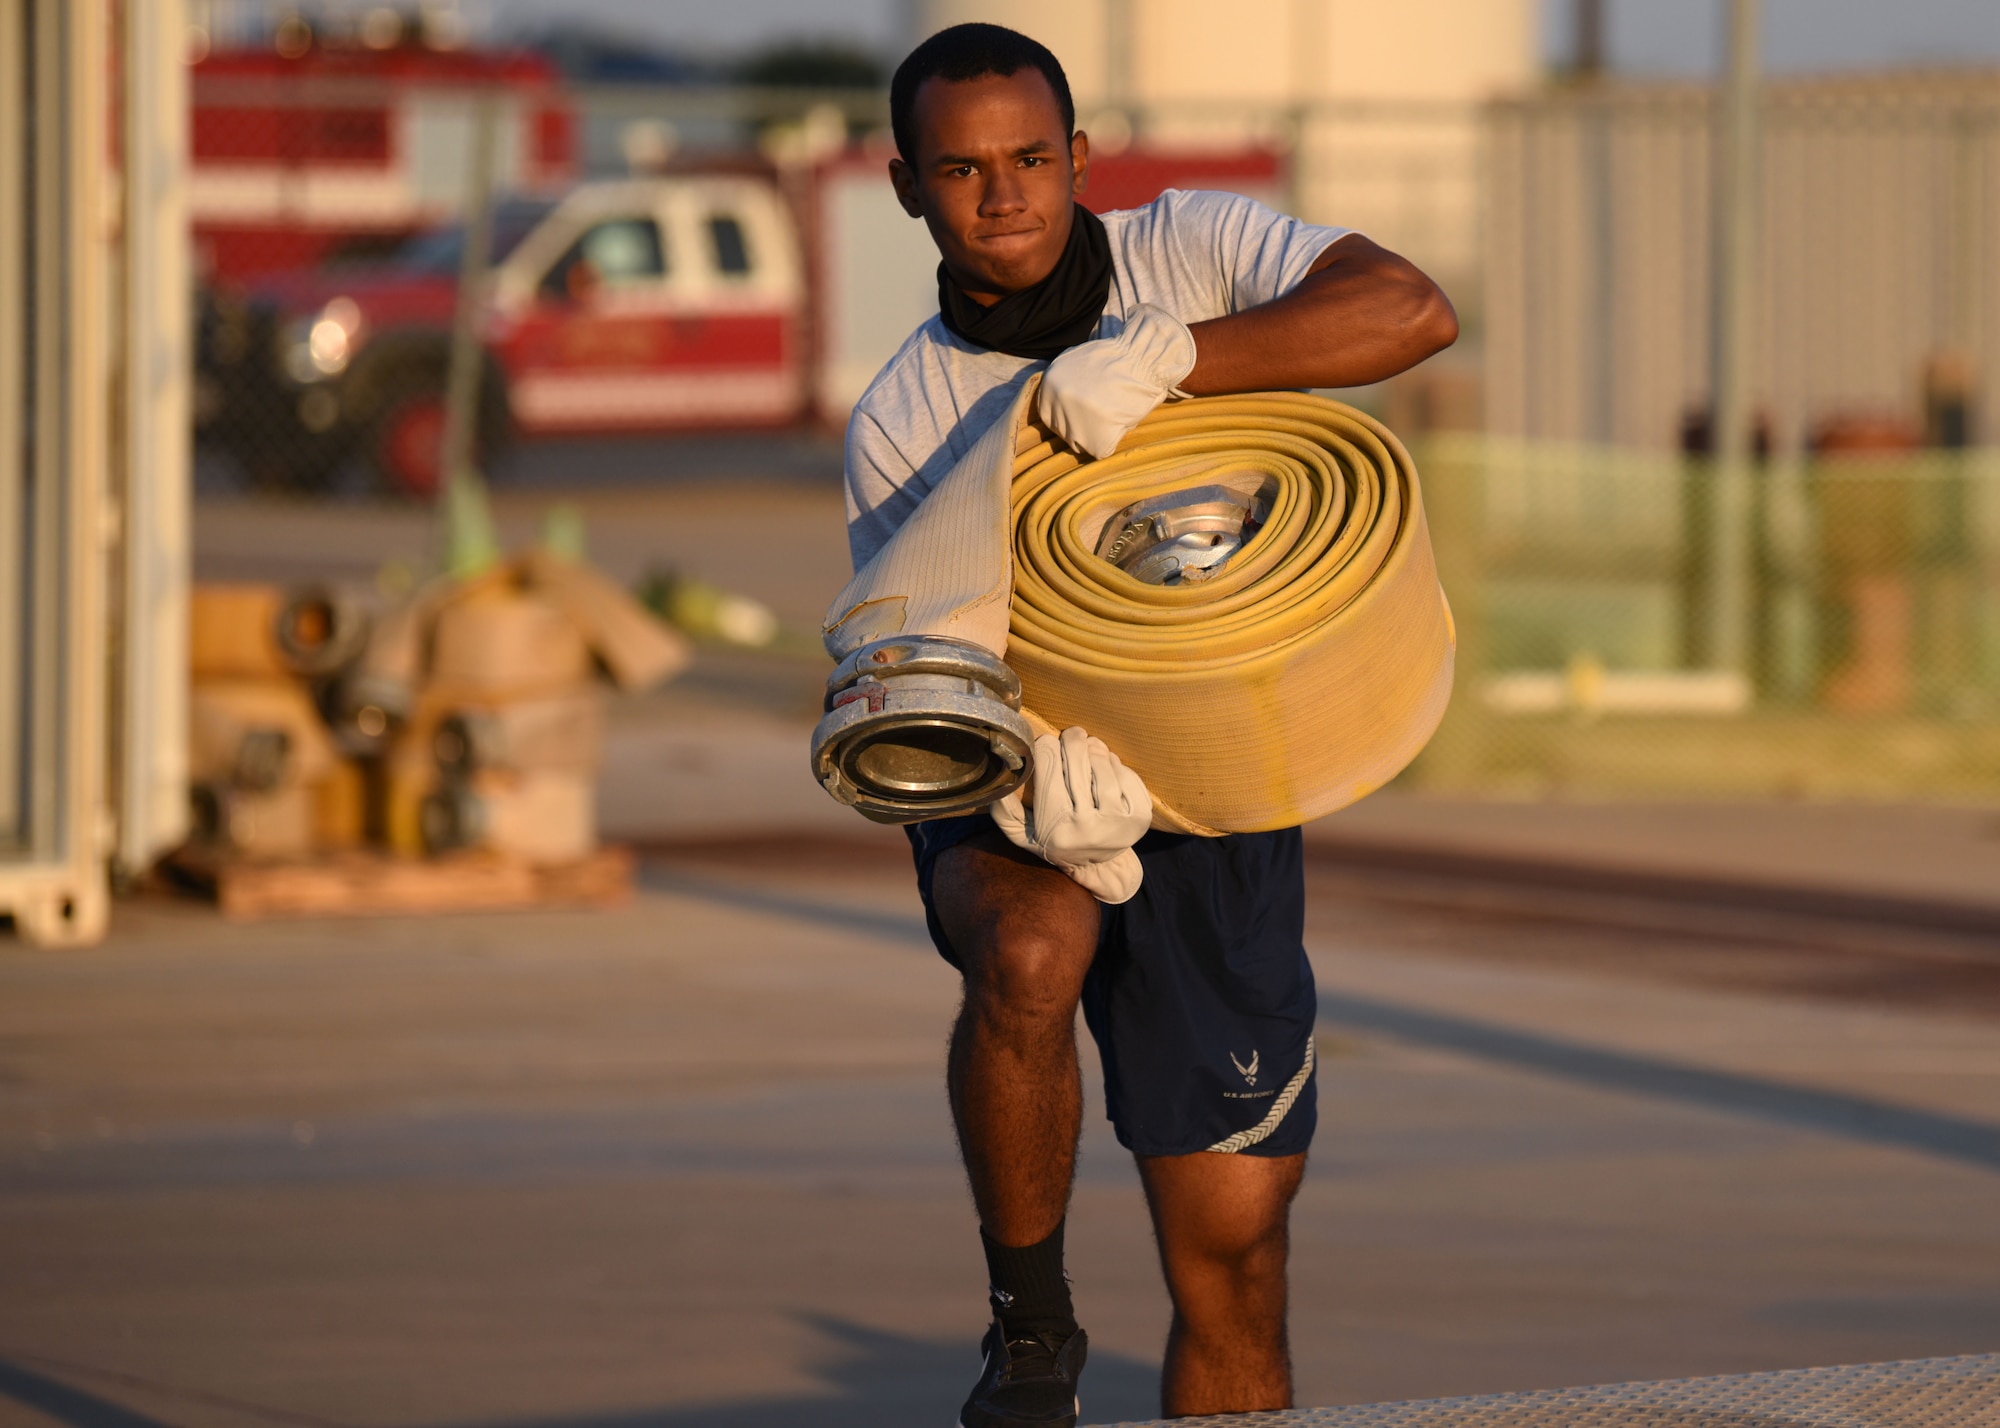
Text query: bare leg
1138 1149 1306 1418
933 831 1102 1245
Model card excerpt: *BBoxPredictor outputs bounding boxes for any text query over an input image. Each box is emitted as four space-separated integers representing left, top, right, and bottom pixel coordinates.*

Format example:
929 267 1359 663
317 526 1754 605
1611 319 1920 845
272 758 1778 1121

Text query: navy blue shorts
908 816 1317 1159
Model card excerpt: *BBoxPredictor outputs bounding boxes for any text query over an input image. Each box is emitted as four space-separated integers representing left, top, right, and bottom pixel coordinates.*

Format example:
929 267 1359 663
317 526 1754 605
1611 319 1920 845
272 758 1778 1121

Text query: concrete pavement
1311 796 2000 918
596 691 2000 923
65 477 1990 1425
3 837 1998 1426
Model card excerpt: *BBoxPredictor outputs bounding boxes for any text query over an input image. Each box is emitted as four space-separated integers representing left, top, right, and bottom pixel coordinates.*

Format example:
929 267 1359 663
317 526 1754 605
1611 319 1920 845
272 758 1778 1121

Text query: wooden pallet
163 844 634 921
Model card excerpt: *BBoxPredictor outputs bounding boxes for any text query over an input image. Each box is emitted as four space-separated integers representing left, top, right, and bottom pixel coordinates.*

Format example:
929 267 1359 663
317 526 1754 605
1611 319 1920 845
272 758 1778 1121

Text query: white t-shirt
842 188 1353 570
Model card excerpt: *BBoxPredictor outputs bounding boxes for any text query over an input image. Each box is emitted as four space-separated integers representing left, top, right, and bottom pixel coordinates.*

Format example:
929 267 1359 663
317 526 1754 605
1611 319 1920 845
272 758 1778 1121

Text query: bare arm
1178 234 1458 396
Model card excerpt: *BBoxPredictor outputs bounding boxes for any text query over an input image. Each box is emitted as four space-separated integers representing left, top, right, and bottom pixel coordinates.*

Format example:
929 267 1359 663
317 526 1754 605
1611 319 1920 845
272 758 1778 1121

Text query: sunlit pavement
2 832 1998 1428
31 478 1982 1424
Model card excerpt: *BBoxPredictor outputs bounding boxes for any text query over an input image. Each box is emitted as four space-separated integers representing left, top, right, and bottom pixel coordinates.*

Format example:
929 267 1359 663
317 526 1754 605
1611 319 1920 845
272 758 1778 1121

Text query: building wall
911 0 1538 293
915 0 1534 107
917 0 1114 105
1485 74 2000 453
1317 0 1539 103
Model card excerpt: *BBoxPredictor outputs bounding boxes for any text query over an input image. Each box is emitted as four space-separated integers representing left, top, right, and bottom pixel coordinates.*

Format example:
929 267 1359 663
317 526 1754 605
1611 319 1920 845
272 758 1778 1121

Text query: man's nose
978 166 1028 217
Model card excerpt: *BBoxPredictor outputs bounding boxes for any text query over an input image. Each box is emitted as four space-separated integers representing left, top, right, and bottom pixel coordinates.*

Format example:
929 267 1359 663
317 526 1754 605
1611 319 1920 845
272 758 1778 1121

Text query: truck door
668 203 803 426
505 212 676 432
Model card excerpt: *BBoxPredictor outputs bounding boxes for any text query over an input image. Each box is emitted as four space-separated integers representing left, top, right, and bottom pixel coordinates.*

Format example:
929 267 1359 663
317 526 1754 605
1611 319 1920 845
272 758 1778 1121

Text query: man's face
890 68 1090 304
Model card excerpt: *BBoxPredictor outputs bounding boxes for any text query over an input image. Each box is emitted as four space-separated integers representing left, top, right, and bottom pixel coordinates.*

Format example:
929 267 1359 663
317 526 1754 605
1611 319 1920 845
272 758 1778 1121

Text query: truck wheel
369 386 449 499
368 381 510 500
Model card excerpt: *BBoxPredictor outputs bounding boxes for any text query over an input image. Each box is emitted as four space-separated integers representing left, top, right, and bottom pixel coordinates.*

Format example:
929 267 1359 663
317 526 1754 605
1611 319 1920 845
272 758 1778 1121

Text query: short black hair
890 23 1075 163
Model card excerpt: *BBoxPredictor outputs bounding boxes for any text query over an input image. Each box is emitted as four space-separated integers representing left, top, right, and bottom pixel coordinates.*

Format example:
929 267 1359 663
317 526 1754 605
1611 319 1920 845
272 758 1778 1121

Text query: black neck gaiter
937 204 1114 361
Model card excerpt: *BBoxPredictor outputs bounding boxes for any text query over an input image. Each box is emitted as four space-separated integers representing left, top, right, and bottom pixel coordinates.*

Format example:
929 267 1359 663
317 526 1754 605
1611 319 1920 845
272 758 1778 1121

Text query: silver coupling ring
810 635 1035 824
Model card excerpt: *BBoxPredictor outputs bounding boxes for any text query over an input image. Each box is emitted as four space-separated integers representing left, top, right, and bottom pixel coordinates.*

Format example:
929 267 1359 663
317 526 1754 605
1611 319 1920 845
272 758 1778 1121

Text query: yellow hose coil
1004 391 1456 836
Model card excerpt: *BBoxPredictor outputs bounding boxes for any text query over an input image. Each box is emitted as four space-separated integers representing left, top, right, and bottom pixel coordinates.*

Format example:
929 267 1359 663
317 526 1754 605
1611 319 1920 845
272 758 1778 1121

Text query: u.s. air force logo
1223 1048 1274 1101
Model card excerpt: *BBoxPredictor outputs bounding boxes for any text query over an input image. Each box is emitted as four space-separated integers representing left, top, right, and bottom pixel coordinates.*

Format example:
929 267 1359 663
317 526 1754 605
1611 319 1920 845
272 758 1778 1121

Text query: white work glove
990 726 1152 904
1037 304 1197 459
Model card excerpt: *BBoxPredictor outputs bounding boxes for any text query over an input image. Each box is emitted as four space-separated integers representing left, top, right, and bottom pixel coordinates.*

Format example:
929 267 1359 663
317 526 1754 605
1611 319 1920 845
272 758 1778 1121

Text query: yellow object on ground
824 384 1457 834
190 584 288 680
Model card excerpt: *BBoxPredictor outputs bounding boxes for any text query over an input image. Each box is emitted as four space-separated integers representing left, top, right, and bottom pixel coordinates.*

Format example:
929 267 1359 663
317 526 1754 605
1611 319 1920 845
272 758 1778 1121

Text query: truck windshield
394 200 557 274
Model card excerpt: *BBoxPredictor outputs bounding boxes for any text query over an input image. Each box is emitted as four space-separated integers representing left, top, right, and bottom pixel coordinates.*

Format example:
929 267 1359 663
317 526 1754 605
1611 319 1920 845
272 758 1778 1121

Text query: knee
1190 1212 1288 1280
1168 1218 1289 1332
963 921 1092 1026
1161 1188 1294 1298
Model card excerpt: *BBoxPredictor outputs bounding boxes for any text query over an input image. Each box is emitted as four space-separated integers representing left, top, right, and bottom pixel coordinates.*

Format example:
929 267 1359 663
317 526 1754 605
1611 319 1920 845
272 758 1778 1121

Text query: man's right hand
990 727 1151 903
1035 304 1196 460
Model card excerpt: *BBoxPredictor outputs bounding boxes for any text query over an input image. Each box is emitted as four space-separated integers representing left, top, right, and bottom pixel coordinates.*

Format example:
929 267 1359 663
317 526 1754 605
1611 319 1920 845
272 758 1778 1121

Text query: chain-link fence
1485 73 2000 456
1425 69 2000 799
1412 436 2000 799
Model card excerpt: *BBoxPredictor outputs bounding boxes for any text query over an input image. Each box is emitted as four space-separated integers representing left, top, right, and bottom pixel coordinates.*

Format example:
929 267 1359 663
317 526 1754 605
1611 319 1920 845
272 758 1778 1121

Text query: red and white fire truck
199 172 807 493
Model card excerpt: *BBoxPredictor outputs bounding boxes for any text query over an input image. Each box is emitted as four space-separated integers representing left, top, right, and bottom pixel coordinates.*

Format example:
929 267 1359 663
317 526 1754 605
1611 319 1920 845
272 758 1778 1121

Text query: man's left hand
1036 304 1196 459
990 726 1153 904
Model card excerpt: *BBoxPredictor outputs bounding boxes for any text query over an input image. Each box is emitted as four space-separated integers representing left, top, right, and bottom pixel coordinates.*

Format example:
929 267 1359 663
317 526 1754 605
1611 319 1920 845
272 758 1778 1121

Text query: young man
847 24 1457 1426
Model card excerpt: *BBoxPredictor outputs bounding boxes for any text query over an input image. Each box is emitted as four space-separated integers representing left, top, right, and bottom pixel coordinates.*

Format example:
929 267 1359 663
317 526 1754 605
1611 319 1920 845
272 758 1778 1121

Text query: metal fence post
1703 0 1762 679
1760 453 1818 705
438 91 500 578
116 0 192 879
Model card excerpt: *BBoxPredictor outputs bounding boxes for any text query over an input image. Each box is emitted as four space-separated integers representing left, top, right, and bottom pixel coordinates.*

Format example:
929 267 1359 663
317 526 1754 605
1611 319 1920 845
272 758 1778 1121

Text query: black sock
980 1221 1076 1340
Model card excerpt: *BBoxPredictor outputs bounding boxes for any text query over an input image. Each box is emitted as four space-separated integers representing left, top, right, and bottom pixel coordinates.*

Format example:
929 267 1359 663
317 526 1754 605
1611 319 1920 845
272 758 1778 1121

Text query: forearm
1178 235 1458 396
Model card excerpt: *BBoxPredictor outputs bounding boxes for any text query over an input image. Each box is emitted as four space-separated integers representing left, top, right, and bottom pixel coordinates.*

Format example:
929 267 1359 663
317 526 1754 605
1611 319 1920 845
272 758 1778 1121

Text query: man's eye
1021 157 1044 167
951 165 976 178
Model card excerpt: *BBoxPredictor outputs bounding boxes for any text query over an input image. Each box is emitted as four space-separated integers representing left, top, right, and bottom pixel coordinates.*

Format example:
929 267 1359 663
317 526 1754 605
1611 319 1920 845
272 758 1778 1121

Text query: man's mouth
973 226 1043 245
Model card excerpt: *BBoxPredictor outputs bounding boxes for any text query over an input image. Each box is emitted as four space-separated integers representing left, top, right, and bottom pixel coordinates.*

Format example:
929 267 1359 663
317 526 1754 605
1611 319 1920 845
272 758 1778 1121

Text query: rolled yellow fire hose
821 385 1456 834
1005 390 1454 834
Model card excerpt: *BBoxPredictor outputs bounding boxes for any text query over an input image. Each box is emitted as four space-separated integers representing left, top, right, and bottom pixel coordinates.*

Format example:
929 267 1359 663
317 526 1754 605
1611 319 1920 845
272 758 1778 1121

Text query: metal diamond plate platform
1092 1354 2000 1428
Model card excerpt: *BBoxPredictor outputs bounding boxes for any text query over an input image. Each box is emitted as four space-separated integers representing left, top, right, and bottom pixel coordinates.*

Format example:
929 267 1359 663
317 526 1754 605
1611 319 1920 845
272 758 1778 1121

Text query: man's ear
1069 131 1090 198
889 157 924 218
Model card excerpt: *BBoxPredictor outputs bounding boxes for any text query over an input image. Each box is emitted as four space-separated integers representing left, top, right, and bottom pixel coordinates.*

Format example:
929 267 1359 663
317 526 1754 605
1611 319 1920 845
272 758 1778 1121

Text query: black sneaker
958 1320 1088 1428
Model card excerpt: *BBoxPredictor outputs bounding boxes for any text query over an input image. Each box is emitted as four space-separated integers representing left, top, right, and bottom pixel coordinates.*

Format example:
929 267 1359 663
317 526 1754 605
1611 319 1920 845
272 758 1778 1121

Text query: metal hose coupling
811 635 1034 823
